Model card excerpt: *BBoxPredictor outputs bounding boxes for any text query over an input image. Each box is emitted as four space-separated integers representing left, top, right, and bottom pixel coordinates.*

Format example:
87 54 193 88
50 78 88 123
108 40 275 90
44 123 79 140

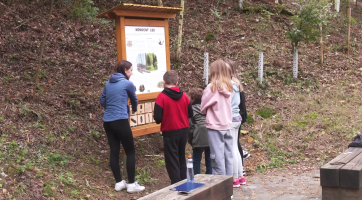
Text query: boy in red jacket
153 70 193 184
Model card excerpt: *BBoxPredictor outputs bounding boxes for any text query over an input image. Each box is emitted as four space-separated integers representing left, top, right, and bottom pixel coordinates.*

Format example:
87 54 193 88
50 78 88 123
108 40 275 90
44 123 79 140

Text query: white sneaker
242 150 250 163
127 182 145 193
115 180 127 191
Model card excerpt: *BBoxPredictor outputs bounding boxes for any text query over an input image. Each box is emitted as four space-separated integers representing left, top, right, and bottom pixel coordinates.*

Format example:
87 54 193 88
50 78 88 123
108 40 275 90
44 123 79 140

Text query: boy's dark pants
163 133 188 184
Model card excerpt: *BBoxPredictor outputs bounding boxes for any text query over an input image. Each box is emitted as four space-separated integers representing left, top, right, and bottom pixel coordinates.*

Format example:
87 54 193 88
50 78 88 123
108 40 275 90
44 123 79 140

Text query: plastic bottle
187 155 194 182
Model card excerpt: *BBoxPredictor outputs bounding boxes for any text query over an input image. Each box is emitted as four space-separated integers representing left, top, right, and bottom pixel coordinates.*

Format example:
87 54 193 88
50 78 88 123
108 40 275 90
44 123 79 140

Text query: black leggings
103 119 135 183
238 123 244 165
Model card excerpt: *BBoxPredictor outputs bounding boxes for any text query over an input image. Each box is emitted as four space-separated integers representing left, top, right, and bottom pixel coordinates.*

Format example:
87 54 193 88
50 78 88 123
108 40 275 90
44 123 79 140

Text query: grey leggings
207 129 233 176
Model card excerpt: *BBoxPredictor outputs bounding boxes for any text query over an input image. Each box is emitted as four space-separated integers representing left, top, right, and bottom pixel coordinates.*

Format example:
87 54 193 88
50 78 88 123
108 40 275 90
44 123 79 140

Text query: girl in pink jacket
201 59 233 176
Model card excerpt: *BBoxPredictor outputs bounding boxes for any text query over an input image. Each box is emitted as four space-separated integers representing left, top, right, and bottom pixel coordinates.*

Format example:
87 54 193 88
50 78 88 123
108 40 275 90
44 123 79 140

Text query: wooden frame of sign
97 4 182 137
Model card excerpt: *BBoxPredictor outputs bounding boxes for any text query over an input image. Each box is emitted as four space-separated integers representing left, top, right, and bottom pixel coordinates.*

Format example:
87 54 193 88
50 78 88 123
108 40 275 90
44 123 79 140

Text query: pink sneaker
233 179 240 188
239 177 246 185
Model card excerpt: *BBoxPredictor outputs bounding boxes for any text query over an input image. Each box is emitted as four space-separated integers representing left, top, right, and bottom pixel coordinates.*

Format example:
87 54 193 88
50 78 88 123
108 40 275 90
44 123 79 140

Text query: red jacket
153 87 193 137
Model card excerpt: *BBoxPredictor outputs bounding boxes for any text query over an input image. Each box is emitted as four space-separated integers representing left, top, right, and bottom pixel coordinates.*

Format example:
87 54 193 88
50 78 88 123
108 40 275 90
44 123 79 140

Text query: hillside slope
1 0 362 199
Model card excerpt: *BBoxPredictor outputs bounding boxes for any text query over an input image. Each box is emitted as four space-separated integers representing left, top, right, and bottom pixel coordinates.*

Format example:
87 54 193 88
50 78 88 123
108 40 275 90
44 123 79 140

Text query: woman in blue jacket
100 60 145 193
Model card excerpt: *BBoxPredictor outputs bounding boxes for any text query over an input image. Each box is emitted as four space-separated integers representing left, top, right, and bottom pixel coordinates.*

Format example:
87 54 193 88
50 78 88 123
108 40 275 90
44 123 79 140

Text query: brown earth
0 0 362 199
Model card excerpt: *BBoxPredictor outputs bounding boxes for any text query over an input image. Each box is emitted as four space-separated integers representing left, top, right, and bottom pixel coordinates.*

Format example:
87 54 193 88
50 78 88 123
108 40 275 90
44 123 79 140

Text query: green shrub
71 0 99 23
204 33 215 42
286 0 331 55
135 168 155 185
91 130 100 139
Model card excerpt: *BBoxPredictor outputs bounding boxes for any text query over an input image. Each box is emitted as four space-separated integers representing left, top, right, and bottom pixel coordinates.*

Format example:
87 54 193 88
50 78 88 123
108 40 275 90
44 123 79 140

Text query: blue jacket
100 73 138 122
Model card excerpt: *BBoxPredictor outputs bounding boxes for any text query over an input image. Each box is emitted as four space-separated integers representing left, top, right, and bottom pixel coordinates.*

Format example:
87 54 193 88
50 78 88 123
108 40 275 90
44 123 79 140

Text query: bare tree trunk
176 0 184 62
158 0 163 6
33 0 54 101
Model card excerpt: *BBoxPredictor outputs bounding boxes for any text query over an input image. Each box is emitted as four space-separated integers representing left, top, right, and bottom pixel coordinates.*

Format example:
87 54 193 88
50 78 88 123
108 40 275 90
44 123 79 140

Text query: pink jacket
200 84 232 130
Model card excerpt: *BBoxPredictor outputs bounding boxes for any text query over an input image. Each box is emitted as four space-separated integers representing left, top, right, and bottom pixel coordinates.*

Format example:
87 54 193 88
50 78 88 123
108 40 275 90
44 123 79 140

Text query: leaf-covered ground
1 0 362 199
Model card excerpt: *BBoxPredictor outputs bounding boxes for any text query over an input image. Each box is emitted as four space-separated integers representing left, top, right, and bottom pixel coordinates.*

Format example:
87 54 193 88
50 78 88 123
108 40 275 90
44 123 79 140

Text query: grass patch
43 181 57 197
47 153 74 166
271 124 283 131
294 120 308 127
247 114 255 125
256 107 276 119
58 172 76 186
256 82 362 169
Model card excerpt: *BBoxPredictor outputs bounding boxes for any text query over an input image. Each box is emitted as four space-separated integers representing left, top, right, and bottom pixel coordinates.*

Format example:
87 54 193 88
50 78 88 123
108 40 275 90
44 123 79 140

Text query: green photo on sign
136 53 158 73
146 53 158 71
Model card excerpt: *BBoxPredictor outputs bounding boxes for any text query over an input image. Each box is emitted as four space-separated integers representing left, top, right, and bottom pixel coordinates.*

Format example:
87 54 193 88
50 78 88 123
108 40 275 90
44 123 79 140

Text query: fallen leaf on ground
247 136 254 143
240 130 249 134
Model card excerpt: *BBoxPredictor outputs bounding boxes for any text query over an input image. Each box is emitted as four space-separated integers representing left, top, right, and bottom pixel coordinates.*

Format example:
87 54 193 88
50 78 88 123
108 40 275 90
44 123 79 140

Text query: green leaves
71 0 99 23
287 0 332 48
210 8 221 20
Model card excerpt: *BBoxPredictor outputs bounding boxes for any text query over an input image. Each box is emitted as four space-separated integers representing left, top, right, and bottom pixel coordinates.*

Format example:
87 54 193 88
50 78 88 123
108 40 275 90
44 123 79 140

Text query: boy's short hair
189 88 203 101
163 70 178 85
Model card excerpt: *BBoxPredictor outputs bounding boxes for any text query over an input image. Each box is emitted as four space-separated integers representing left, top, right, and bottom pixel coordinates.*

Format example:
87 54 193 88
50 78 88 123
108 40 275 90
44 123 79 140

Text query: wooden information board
97 4 182 137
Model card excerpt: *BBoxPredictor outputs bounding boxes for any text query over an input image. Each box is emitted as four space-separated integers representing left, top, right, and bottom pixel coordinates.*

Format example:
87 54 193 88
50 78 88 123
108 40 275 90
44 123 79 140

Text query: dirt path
233 169 321 200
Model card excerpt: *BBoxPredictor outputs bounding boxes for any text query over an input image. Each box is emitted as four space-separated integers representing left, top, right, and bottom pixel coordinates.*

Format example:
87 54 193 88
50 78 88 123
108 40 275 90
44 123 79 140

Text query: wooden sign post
97 3 182 178
97 4 182 137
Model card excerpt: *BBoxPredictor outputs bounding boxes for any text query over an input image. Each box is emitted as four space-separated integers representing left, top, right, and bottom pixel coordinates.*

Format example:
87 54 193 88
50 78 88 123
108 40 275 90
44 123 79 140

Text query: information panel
125 26 167 94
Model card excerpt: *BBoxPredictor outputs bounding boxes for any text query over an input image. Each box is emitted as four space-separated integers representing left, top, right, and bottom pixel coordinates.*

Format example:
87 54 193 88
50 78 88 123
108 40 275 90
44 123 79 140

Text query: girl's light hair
209 59 233 93
225 60 243 91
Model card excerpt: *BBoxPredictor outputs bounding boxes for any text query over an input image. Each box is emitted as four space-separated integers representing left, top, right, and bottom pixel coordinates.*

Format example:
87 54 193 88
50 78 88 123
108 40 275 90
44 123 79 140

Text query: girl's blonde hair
209 59 233 93
225 60 243 91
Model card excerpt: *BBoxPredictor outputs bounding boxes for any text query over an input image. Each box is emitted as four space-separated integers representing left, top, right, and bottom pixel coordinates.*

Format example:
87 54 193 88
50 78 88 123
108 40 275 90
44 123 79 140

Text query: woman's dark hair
115 60 132 79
